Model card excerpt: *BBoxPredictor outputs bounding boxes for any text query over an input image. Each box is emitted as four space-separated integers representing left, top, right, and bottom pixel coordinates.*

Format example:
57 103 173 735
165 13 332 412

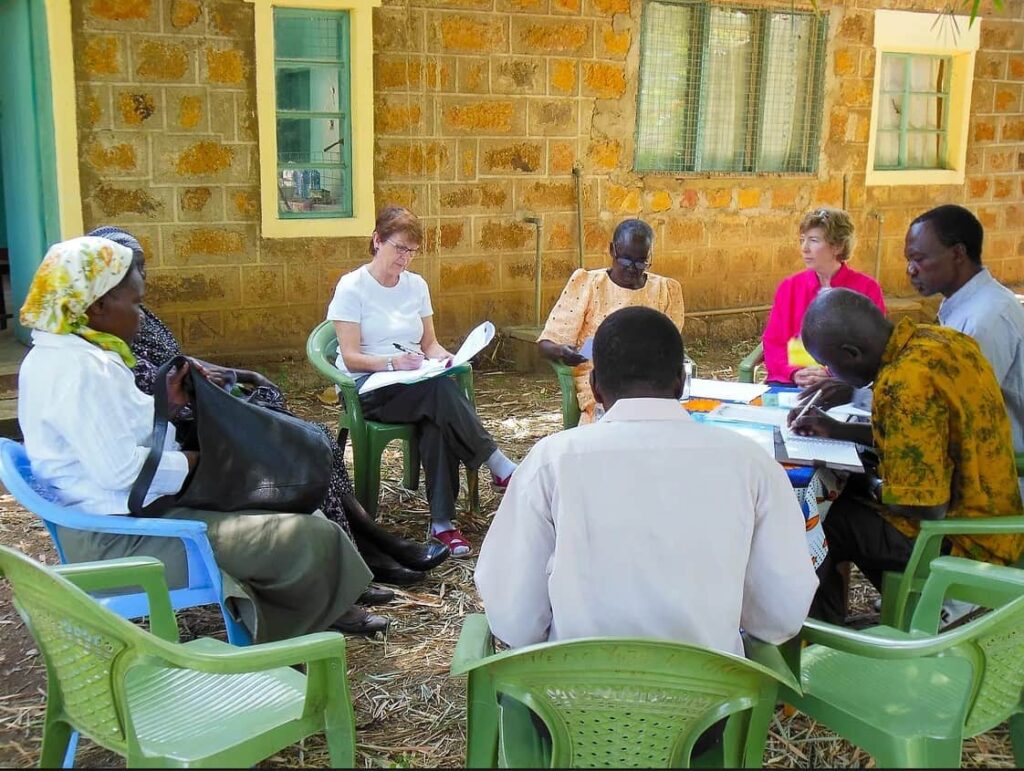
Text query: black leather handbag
129 355 333 515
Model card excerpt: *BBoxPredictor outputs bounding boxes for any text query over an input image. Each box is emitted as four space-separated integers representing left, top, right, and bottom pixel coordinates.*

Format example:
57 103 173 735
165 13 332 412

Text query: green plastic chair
0 545 356 768
785 556 1024 768
738 343 764 384
878 515 1024 631
306 320 479 518
450 613 798 768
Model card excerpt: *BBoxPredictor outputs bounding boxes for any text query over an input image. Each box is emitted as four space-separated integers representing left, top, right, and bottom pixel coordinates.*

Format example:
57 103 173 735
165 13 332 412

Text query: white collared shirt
18 331 190 514
475 397 818 656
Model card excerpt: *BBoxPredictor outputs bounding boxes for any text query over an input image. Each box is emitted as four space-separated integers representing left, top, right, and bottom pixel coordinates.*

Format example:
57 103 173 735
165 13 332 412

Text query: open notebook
780 427 864 472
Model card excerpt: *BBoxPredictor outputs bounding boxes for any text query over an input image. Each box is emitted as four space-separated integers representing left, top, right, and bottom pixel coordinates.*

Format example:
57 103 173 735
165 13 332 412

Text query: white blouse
19 331 189 515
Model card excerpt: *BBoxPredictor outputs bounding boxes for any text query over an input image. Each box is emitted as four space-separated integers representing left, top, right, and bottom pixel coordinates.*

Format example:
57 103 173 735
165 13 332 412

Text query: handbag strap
128 355 188 515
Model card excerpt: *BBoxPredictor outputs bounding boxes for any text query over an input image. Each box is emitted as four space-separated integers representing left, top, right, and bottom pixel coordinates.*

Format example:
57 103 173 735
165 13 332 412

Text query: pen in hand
393 343 422 356
790 389 824 428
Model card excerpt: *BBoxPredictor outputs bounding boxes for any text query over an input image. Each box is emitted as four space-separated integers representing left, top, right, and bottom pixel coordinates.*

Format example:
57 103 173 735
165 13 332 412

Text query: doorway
0 0 63 346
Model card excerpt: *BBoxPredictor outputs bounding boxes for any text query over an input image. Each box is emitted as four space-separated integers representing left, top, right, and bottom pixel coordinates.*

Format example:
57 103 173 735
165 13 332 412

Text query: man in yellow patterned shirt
789 288 1024 624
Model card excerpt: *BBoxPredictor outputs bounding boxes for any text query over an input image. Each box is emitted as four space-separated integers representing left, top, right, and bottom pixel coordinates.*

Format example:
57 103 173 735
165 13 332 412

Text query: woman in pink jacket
762 208 885 386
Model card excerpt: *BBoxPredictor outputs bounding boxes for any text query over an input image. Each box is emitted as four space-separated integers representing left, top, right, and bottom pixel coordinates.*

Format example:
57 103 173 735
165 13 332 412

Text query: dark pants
360 376 497 525
809 489 916 624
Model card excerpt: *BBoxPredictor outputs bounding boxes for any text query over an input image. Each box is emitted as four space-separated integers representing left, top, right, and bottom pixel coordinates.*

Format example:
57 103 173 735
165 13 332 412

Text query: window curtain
700 7 752 171
757 14 814 171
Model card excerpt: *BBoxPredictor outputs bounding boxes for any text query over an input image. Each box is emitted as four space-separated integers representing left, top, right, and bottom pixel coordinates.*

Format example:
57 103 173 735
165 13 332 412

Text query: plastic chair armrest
799 619 957 658
910 556 1024 632
157 631 349 673
917 516 1024 537
738 343 764 384
55 557 178 642
742 634 801 694
55 512 209 540
451 614 495 675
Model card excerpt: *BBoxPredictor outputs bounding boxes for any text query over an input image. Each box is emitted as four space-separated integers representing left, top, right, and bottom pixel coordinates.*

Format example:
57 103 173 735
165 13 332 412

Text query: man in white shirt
475 306 818 657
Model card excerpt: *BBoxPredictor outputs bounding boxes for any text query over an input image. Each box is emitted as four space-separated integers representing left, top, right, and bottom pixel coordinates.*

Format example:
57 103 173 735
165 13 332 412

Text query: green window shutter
875 52 950 170
635 0 827 175
273 8 353 219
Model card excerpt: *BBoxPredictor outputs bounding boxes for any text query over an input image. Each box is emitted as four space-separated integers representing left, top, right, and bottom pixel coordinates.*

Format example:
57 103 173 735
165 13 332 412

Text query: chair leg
39 703 73 769
466 468 480 515
1010 712 1024 766
402 437 421 492
364 440 387 519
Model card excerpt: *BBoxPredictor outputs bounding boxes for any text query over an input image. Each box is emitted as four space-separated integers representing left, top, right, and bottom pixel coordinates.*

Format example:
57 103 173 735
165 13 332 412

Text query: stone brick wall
72 0 1024 354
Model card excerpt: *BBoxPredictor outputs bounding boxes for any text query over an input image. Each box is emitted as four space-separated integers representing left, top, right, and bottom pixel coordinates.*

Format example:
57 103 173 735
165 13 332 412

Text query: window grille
274 8 353 218
874 53 951 170
635 0 828 175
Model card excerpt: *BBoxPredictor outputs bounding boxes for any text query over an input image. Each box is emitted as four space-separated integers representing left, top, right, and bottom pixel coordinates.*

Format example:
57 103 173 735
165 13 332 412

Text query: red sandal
433 528 472 557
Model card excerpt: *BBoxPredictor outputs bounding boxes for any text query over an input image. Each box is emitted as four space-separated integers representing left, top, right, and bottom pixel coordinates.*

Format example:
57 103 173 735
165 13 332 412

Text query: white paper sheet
358 321 496 394
684 379 769 403
707 403 791 428
579 336 594 361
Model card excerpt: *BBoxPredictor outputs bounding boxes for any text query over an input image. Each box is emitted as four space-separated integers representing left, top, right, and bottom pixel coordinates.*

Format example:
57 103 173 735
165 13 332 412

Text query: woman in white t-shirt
327 207 517 556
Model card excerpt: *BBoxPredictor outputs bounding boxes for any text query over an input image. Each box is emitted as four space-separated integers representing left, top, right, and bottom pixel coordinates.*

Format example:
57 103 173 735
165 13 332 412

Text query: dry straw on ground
0 343 1016 768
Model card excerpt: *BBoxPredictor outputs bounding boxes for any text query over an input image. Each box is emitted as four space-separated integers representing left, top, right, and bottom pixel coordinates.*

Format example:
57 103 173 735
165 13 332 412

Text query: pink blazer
762 264 885 384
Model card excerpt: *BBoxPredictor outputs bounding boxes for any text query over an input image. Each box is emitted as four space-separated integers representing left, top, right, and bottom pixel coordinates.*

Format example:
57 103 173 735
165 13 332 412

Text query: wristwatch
386 356 395 372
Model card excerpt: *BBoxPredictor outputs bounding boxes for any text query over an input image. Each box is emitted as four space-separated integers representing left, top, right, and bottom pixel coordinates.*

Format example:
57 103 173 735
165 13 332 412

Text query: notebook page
781 428 864 470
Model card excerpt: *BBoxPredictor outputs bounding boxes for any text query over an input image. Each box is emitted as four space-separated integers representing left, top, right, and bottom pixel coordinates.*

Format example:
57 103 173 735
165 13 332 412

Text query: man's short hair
612 218 654 248
593 306 685 395
910 205 984 265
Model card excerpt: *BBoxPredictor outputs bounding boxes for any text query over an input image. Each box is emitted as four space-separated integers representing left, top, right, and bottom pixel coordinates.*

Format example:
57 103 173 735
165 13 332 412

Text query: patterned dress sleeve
663 277 686 331
130 308 185 395
538 269 593 347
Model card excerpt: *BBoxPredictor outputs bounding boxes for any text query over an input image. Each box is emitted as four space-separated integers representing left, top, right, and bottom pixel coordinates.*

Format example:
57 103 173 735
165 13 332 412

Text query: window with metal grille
274 8 353 218
874 53 951 170
635 1 828 174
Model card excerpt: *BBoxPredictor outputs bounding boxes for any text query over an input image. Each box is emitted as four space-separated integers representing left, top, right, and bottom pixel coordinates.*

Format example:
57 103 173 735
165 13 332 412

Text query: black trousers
809 488 916 625
360 376 497 525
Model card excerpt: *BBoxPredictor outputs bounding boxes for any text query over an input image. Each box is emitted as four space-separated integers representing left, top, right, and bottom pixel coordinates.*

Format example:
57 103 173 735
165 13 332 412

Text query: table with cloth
684 386 849 569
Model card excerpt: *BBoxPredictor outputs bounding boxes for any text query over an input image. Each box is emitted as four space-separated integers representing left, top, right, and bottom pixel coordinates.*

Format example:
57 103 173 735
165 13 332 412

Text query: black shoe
329 606 389 637
387 541 450 572
371 563 427 586
357 585 395 606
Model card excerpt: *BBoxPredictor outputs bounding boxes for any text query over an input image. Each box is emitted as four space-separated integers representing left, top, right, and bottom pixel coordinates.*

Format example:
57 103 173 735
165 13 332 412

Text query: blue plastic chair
0 438 253 766
0 438 250 645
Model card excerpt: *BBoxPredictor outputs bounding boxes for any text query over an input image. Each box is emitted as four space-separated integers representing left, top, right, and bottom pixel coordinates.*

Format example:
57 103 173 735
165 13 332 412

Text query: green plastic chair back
737 343 764 384
789 557 1024 768
549 361 581 430
879 515 1024 631
452 614 793 768
0 545 356 768
306 320 479 517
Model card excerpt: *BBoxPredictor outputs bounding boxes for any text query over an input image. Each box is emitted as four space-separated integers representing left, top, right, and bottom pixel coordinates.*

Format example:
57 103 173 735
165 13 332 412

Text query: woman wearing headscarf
85 225 449 588
18 235 385 640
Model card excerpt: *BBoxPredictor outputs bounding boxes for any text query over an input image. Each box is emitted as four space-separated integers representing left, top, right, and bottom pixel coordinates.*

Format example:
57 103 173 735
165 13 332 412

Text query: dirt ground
0 334 1014 768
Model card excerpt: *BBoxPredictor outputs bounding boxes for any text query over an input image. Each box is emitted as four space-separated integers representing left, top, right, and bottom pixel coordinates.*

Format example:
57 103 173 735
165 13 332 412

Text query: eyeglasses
612 246 652 271
386 238 420 258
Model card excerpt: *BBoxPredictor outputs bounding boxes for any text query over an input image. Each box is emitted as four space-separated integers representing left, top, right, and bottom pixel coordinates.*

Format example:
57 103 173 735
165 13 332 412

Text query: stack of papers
780 428 864 471
685 379 769 403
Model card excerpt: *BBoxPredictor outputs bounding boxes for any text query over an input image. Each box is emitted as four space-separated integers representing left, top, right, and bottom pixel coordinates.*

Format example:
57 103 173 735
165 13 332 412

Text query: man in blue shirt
905 204 1024 455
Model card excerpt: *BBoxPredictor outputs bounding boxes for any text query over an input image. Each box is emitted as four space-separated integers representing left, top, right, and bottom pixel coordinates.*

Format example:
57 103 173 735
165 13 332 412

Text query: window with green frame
874 53 951 170
634 1 828 174
274 8 353 219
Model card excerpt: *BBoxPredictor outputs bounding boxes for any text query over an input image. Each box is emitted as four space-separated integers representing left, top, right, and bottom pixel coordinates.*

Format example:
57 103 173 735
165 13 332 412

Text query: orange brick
119 92 155 125
583 62 626 98
205 47 245 85
1002 120 1024 142
593 0 629 13
969 178 990 198
706 188 731 208
737 188 761 209
444 101 516 133
438 16 506 53
375 101 423 134
517 21 589 53
136 41 189 80
587 138 620 170
88 0 152 20
679 189 699 208
83 36 123 77
549 141 575 174
175 141 234 176
606 183 642 213
87 141 137 171
170 0 201 28
178 95 202 129
994 177 1013 199
1011 56 1024 80
974 120 996 142
648 190 672 213
601 26 630 57
550 60 577 93
995 88 1020 113
834 48 856 76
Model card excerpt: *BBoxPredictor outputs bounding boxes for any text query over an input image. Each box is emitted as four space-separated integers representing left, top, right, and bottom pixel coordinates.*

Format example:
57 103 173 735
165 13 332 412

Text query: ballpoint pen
393 343 421 355
791 389 824 427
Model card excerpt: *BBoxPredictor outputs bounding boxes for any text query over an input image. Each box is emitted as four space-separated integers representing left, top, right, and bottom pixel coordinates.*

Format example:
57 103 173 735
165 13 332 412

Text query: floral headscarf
20 236 138 367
